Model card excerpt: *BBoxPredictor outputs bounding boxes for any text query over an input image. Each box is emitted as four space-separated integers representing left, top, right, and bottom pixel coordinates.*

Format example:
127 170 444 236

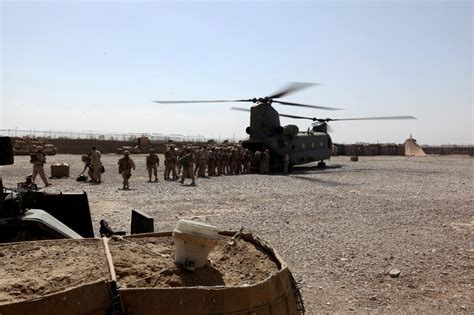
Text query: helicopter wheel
317 161 326 169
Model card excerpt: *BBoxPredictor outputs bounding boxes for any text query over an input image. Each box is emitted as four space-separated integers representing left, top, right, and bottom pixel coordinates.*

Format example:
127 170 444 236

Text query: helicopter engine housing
280 125 299 138
312 122 328 133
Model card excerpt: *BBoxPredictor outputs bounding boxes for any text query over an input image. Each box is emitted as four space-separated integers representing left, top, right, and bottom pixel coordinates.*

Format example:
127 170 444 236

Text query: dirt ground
0 239 109 304
0 154 472 313
109 235 279 288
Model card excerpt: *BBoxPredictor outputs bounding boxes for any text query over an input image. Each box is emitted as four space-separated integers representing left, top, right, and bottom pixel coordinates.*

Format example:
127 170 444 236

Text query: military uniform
215 149 222 176
118 152 136 190
178 149 196 186
243 149 252 174
260 150 270 174
90 148 102 183
197 147 208 177
283 152 289 174
146 150 160 182
164 147 173 180
31 147 50 187
208 148 216 176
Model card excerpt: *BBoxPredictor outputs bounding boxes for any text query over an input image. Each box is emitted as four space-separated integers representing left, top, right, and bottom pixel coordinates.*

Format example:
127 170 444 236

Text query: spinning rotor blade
153 99 251 104
276 112 315 120
269 82 319 99
230 107 251 113
273 100 341 110
326 115 417 122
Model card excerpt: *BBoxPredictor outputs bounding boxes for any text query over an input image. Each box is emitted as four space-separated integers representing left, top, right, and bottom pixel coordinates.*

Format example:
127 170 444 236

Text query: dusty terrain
109 235 279 288
0 239 109 304
1 154 472 313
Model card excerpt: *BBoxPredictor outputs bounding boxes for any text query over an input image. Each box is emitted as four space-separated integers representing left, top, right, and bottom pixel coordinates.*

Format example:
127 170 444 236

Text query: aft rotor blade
269 82 319 99
277 113 315 121
273 100 342 110
153 99 251 104
327 115 417 121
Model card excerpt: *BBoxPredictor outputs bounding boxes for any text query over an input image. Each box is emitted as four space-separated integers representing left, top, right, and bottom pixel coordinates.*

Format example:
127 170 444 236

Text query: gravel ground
1 154 473 313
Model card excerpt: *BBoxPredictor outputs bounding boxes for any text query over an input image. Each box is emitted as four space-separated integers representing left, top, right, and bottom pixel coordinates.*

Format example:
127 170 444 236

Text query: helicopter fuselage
241 102 332 168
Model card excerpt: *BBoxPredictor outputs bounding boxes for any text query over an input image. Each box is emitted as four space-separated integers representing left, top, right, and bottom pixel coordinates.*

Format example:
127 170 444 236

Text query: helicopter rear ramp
403 135 427 156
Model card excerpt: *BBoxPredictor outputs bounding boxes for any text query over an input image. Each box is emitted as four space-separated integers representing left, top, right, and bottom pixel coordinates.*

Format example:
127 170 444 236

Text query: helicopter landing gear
317 161 326 169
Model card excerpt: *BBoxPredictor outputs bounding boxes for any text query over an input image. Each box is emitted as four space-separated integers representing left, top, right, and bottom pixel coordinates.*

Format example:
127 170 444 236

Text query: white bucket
172 220 219 270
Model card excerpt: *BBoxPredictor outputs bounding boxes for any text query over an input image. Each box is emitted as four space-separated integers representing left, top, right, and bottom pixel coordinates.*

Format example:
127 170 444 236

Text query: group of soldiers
163 144 276 179
29 143 289 190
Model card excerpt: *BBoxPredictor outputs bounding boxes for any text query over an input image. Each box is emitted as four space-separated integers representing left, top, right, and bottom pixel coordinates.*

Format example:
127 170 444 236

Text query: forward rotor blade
328 115 417 121
153 99 251 104
269 82 319 99
230 107 251 113
273 100 342 110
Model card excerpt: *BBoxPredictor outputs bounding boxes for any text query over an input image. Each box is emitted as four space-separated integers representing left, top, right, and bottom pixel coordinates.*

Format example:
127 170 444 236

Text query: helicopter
153 82 416 169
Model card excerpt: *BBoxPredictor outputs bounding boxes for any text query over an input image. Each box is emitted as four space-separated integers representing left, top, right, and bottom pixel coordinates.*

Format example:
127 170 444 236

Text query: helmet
124 150 130 156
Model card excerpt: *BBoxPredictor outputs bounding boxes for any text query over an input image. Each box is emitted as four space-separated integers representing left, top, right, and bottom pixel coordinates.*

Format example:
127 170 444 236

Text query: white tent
403 134 427 156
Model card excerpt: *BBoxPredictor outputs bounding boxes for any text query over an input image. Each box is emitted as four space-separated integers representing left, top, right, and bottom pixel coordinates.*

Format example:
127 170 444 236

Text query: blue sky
1 1 472 144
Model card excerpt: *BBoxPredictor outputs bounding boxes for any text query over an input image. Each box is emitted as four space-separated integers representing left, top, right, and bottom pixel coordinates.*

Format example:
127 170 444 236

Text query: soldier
164 145 173 180
260 149 271 174
197 146 208 177
221 148 230 175
178 147 196 186
215 148 222 176
170 145 179 179
229 149 238 175
118 151 136 190
81 154 93 179
90 146 102 183
177 147 186 175
30 146 51 187
283 152 289 174
243 149 252 174
208 147 216 176
146 148 159 182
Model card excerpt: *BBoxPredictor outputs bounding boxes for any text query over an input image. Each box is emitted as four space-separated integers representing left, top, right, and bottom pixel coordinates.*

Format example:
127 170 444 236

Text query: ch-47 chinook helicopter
153 82 416 170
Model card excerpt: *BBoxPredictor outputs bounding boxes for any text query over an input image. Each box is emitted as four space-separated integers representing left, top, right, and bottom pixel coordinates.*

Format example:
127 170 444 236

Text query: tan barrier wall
0 232 303 315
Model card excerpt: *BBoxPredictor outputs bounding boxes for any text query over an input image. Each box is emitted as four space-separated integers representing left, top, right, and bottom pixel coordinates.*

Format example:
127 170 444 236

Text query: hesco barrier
0 231 304 315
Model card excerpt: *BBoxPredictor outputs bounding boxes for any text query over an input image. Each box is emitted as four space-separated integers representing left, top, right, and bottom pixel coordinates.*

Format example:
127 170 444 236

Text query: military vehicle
117 135 152 154
13 137 57 156
154 82 415 169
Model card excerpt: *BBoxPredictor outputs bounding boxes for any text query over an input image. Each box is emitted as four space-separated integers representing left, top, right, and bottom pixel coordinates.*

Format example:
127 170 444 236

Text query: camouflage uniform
215 148 222 176
177 149 185 175
90 147 102 183
208 148 216 176
164 147 173 180
31 147 50 187
260 149 271 174
146 149 159 182
178 148 196 186
197 147 208 177
243 149 252 174
283 152 289 174
118 151 136 190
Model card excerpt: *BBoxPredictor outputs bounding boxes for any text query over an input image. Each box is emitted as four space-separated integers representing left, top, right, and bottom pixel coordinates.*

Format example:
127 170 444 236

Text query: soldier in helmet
146 148 159 182
243 149 252 174
283 151 289 174
164 145 173 180
178 147 196 186
90 146 102 183
260 149 271 174
30 146 51 187
118 151 136 190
